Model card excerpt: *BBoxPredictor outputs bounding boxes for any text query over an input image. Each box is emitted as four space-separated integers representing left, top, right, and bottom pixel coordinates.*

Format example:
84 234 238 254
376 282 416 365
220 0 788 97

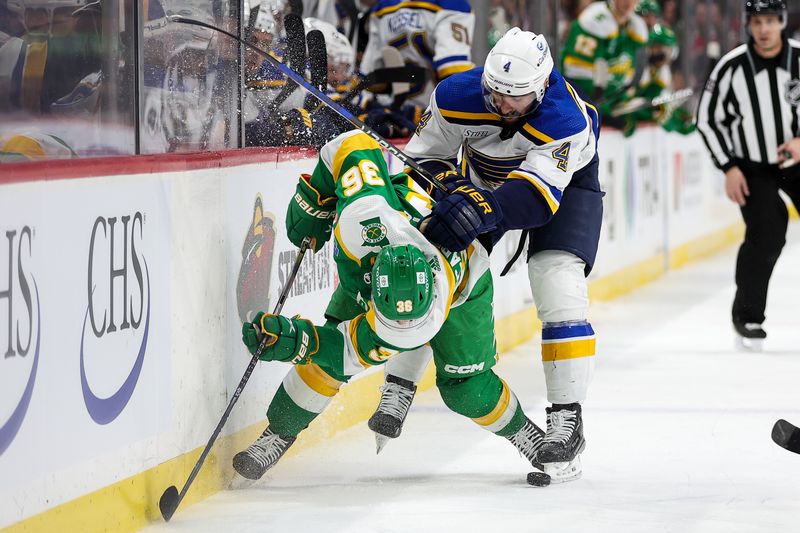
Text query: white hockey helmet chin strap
482 28 553 120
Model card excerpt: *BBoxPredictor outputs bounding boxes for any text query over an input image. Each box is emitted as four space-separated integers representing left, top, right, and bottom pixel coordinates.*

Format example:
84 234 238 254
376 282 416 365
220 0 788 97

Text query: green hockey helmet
636 0 662 16
371 244 434 322
649 24 677 48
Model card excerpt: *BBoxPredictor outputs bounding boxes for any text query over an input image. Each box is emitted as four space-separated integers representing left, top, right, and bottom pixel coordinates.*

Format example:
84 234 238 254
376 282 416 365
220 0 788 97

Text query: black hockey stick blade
307 29 328 92
266 13 307 115
288 0 304 16
155 238 312 522
284 13 307 71
169 16 444 193
772 419 800 454
159 485 180 522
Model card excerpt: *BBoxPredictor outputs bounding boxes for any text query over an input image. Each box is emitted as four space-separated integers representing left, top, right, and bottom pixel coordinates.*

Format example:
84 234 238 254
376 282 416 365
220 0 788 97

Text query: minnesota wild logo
361 217 389 246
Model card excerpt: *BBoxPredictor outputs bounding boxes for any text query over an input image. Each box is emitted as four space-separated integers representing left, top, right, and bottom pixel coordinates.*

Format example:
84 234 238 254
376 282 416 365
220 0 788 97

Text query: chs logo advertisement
0 226 40 456
81 212 150 425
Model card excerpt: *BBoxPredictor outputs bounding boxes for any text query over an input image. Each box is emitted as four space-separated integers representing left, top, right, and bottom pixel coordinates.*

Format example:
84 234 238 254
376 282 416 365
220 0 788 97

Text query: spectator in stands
359 0 474 109
614 24 696 137
636 0 662 29
1 0 102 116
560 0 648 125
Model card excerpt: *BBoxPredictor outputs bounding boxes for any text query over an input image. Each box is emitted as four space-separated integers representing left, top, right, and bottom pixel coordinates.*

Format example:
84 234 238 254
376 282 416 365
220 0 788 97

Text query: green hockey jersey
560 1 648 103
300 129 492 375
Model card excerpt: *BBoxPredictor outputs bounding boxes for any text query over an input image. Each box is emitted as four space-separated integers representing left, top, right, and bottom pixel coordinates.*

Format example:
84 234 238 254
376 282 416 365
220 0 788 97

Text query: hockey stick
169 16 445 194
265 13 307 116
610 88 695 117
306 29 328 92
772 419 800 454
159 236 313 522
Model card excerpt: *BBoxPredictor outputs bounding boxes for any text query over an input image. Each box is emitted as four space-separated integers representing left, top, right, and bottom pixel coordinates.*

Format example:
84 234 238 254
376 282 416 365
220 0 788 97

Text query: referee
697 0 800 348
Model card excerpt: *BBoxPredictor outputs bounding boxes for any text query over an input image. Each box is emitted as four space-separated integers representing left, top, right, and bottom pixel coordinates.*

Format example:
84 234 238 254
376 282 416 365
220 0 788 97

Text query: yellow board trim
541 338 596 361
295 363 343 397
11 217 787 532
472 379 511 426
332 132 381 182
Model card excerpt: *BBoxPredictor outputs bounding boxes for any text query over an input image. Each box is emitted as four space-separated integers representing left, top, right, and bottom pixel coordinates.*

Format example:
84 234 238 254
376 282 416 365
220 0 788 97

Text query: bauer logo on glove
452 184 494 214
293 193 336 220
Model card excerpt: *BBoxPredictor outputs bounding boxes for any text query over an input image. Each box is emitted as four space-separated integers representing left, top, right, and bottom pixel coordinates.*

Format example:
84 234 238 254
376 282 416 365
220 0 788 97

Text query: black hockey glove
422 182 503 252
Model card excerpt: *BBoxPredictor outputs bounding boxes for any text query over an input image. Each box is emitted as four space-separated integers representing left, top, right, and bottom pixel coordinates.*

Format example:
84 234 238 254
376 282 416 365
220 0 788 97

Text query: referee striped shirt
697 37 800 170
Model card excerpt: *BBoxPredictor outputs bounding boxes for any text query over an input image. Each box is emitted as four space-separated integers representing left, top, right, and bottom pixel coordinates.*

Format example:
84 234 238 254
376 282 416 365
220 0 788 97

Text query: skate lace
246 431 290 468
376 382 415 420
543 410 576 444
507 421 543 462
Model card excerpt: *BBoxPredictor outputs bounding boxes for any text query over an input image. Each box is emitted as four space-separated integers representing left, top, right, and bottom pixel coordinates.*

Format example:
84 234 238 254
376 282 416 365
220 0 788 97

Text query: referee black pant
733 160 800 325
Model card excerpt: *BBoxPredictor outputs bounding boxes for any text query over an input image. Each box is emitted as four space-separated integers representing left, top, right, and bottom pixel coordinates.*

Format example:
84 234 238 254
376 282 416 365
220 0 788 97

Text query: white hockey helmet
303 17 355 76
482 28 553 118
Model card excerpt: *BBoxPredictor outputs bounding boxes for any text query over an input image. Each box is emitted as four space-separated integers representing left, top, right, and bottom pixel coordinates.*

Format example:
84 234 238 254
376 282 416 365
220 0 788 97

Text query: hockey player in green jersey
232 130 551 483
621 24 696 137
560 0 648 118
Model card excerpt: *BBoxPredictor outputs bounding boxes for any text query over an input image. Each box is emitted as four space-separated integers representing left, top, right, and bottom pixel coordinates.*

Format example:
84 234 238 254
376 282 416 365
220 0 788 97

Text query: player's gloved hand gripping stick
158 237 313 522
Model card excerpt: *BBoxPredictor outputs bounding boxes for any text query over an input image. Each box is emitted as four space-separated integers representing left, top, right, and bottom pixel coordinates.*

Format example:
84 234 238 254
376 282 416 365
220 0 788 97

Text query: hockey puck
526 471 551 487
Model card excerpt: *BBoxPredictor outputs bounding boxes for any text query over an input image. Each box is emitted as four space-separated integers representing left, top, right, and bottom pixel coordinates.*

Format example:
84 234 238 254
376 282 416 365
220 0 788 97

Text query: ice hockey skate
368 374 417 454
733 321 766 352
503 416 551 486
535 404 585 484
232 427 296 480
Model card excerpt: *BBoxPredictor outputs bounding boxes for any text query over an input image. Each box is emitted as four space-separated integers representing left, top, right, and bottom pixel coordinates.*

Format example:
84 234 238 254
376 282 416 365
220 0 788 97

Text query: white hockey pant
529 250 595 404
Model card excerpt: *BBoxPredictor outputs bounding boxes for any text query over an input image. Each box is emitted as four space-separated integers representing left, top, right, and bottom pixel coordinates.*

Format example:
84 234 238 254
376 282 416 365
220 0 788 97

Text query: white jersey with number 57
360 0 475 107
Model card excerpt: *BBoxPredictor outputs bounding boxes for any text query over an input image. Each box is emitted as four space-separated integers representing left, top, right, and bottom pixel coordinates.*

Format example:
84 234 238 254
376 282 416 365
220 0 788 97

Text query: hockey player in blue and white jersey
359 0 475 108
368 28 603 484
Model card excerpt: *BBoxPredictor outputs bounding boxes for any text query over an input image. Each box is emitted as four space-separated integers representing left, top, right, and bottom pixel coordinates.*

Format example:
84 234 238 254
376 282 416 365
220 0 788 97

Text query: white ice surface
144 225 800 533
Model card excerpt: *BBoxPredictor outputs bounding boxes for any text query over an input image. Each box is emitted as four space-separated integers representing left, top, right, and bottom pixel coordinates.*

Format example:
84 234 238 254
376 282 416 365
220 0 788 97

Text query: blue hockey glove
422 183 503 252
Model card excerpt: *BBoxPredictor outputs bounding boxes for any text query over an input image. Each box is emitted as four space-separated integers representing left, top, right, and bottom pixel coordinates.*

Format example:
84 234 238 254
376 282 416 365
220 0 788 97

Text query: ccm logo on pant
444 362 485 374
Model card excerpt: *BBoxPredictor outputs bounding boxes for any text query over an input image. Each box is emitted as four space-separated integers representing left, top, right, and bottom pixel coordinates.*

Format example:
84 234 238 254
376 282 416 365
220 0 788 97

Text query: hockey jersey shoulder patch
578 2 618 39
435 68 502 126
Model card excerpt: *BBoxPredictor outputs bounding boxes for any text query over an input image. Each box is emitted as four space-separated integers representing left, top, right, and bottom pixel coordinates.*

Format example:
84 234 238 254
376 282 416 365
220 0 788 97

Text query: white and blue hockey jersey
405 67 600 231
360 0 475 107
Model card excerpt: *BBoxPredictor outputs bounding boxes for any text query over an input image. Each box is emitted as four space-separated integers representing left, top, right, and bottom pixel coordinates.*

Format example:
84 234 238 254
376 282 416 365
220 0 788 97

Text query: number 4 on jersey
552 141 571 172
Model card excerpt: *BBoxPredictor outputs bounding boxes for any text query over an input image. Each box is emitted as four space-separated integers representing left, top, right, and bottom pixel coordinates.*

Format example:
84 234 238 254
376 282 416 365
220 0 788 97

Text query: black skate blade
159 485 180 522
772 419 800 454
